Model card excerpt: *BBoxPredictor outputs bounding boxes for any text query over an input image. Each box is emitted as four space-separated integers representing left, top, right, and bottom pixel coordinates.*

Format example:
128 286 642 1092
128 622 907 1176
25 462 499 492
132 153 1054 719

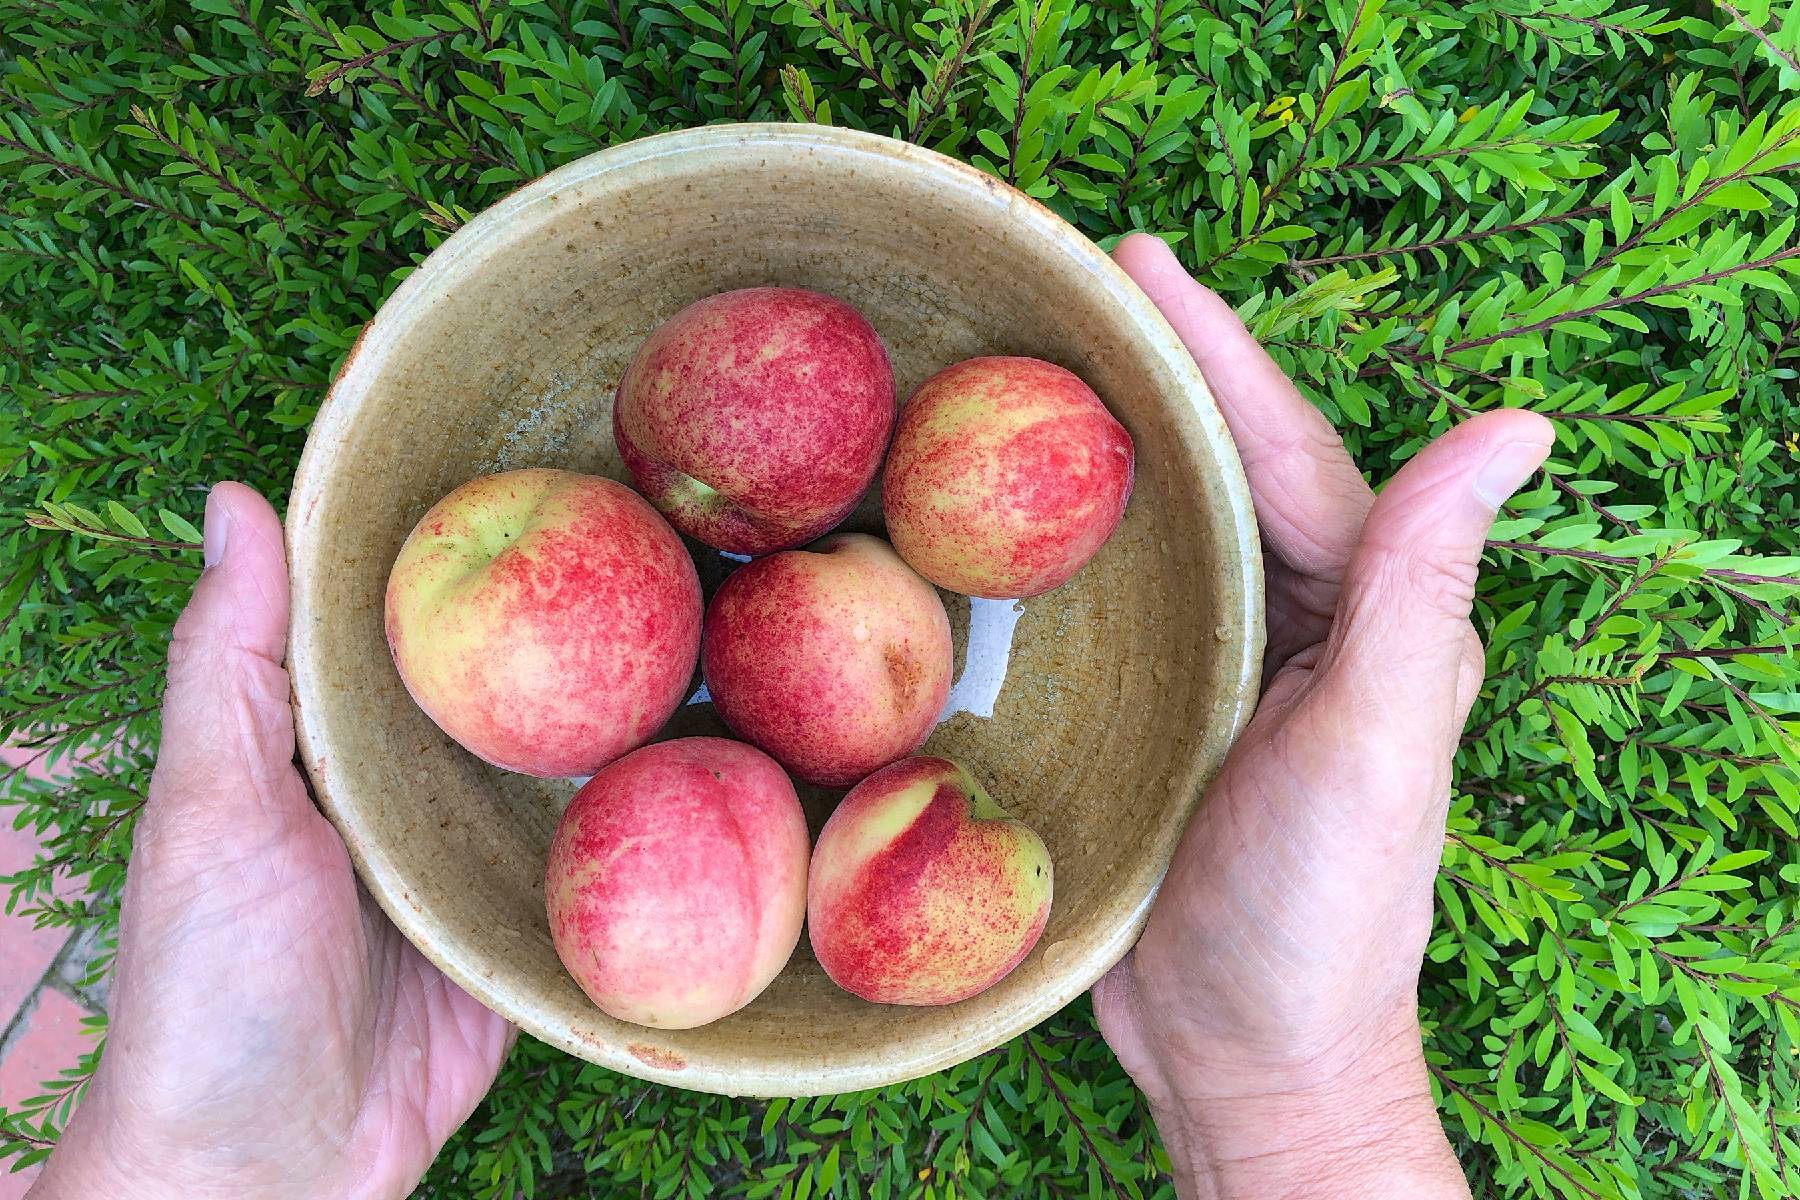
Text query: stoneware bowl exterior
287 123 1264 1098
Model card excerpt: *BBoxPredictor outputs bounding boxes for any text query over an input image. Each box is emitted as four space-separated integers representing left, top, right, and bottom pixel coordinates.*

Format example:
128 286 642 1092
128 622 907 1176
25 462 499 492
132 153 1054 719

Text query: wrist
1128 1008 1467 1200
26 1090 162 1200
27 1074 390 1200
1163 1036 1463 1198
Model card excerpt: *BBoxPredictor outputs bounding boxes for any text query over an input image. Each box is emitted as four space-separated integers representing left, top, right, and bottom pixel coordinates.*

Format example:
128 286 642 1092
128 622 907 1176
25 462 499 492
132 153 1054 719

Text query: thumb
1316 409 1553 746
149 482 304 829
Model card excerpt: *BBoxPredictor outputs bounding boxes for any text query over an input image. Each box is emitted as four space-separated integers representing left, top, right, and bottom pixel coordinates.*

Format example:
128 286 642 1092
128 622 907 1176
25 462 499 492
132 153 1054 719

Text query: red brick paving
0 1151 38 1199
2 745 102 1198
0 825 67 1023
0 988 90 1106
0 1159 33 1197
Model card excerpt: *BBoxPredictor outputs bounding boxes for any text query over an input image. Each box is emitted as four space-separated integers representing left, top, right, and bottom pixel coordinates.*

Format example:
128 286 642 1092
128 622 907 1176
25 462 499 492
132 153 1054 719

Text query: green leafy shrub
3 0 1797 1196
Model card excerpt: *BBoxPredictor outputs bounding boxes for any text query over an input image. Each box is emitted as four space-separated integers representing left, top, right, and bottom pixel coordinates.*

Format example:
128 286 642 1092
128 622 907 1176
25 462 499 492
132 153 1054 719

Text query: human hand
1093 235 1553 1198
31 484 511 1200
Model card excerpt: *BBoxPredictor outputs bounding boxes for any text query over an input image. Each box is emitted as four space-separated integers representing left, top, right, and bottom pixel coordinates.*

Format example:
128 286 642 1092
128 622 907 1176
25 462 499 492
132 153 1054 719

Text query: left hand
1092 234 1550 1197
32 484 511 1200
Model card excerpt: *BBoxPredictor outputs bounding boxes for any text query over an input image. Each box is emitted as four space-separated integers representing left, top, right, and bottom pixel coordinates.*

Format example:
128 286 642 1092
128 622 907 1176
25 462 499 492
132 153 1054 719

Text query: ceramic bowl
287 123 1263 1097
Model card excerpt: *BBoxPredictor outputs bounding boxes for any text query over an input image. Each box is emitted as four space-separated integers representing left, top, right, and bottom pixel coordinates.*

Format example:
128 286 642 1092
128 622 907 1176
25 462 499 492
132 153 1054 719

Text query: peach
882 356 1134 598
384 468 700 778
613 286 895 555
807 756 1052 1005
701 533 951 787
545 737 809 1029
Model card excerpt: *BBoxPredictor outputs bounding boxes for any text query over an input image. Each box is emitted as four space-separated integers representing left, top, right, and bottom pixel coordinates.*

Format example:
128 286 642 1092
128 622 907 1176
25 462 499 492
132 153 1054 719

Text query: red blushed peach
614 287 895 555
807 756 1052 1005
881 356 1134 598
384 468 700 778
545 737 809 1029
701 533 951 787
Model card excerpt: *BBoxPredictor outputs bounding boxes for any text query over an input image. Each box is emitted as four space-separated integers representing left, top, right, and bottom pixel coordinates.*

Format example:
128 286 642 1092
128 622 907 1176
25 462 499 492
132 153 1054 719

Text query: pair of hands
30 235 1550 1200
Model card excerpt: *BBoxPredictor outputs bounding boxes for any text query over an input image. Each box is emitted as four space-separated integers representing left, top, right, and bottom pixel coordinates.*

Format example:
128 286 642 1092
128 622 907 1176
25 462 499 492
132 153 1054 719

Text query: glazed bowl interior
288 124 1262 1097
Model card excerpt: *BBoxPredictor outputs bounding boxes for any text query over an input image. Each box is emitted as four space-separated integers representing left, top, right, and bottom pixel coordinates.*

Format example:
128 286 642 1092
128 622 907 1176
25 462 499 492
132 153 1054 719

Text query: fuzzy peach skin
613 286 895 555
701 533 951 787
384 468 701 778
808 756 1052 1005
882 356 1135 598
545 737 810 1029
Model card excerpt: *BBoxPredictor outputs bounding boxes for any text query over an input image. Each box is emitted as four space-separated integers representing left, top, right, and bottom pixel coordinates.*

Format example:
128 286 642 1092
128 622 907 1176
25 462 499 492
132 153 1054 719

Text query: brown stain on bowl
628 1043 689 1071
284 123 1264 1099
332 321 375 392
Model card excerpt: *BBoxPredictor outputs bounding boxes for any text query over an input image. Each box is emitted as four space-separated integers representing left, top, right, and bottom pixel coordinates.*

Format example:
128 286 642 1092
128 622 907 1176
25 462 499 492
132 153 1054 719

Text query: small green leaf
157 510 202 543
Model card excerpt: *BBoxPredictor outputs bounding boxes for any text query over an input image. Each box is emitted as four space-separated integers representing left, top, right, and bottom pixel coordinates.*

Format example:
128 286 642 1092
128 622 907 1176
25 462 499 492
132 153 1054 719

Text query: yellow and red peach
701 533 951 787
384 468 700 778
545 737 809 1029
807 756 1052 1005
881 356 1134 598
613 287 895 555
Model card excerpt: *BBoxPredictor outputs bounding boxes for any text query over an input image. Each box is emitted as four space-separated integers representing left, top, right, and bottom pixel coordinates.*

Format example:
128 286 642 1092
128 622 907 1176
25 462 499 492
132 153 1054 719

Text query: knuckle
1401 547 1481 620
1239 403 1348 476
164 624 212 685
1411 557 1483 618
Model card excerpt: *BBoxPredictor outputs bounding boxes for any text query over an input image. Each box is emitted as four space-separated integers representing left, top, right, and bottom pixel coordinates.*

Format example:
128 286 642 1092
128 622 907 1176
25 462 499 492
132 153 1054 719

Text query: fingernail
1473 438 1552 509
203 486 231 568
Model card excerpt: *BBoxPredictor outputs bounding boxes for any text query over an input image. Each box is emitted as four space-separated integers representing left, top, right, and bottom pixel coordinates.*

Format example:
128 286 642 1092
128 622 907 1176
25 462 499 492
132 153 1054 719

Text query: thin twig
1437 245 1800 359
1022 1037 1129 1200
303 31 460 97
1659 644 1797 661
1427 1066 1606 1200
0 132 197 226
906 0 993 141
793 0 907 108
1717 0 1800 76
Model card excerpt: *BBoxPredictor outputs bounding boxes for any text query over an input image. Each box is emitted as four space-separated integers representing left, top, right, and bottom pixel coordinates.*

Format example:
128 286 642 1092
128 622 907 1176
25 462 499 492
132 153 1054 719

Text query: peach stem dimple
667 469 725 512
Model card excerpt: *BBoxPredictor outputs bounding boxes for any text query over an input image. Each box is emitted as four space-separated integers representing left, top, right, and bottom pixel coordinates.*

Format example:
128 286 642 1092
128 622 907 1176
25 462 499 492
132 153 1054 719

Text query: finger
1112 233 1373 580
148 482 305 829
1316 409 1553 747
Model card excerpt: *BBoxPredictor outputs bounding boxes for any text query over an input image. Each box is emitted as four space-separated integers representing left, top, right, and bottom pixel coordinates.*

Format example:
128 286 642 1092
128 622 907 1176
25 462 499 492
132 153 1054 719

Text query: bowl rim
287 121 1265 1097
